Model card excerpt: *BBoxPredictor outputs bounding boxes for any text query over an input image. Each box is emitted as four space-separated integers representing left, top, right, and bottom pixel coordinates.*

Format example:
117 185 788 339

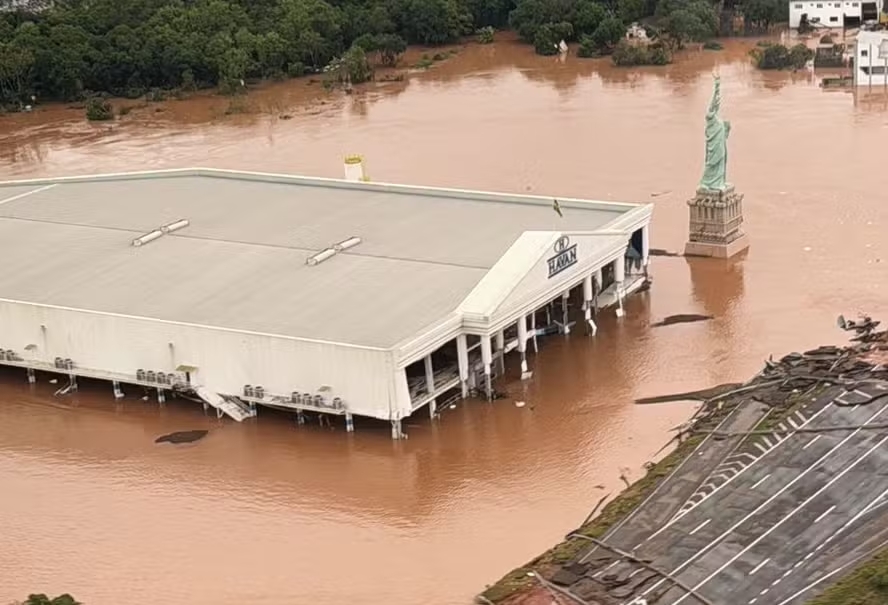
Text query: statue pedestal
684 185 749 259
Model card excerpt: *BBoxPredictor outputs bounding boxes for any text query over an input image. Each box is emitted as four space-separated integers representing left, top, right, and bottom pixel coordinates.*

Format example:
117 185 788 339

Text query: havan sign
547 236 578 278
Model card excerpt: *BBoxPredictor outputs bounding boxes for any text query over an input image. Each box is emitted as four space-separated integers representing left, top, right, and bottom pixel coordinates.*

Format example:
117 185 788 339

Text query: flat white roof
0 169 643 349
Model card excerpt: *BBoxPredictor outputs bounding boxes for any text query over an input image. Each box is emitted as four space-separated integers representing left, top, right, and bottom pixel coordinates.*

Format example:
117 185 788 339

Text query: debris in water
154 430 208 444
651 314 713 328
49 378 58 384
649 248 682 257
803 246 812 252
515 401 526 408
650 190 671 197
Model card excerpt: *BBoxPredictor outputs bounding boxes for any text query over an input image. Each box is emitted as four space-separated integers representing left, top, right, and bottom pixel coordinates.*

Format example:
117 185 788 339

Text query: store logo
554 236 571 254
547 236 577 278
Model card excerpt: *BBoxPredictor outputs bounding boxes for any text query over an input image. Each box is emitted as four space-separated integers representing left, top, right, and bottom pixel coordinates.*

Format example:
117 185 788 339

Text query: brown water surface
1 37 887 605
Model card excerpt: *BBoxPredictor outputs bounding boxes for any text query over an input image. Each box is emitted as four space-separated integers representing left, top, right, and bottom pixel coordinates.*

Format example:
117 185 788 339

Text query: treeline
0 0 787 107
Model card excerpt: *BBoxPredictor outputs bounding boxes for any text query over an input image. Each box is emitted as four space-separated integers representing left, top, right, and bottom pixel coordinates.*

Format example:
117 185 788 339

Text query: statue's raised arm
699 75 730 192
707 75 721 116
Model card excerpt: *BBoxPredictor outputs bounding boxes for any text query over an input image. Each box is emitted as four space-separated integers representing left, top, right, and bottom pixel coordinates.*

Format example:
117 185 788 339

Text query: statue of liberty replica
684 73 749 258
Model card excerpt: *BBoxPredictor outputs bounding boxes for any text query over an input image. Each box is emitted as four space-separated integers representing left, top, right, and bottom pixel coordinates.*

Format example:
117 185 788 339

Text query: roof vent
161 219 190 234
306 248 336 266
132 230 163 247
334 236 362 252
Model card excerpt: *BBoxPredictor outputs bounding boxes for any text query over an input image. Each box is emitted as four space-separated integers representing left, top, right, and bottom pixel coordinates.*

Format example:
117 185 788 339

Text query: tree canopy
0 0 731 106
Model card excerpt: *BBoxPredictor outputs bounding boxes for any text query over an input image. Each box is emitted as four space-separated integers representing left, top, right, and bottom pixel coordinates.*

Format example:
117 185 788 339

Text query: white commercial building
788 0 875 28
0 169 652 438
853 30 888 86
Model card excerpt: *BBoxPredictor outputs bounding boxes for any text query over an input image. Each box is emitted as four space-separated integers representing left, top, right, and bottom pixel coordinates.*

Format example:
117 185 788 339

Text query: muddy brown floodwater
1 35 887 605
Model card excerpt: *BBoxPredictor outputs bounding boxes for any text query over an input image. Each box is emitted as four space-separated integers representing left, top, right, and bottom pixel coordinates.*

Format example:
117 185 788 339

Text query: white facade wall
0 300 406 420
854 32 888 86
789 0 862 27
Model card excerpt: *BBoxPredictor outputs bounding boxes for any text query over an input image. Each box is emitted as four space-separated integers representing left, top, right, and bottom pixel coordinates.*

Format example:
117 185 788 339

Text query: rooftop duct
132 229 163 247
306 248 336 266
161 219 190 234
333 236 362 252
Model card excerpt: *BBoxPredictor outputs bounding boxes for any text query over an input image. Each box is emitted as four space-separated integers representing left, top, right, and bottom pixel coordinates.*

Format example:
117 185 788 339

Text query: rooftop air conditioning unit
332 397 343 410
302 393 313 406
146 370 156 383
254 386 265 399
291 391 300 404
167 373 177 385
0 351 6 361
244 385 254 398
64 358 74 370
137 369 146 381
313 394 324 407
55 357 64 369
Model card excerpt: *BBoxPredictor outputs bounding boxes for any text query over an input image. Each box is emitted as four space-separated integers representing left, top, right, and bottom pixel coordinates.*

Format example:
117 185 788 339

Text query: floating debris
651 313 713 328
649 248 682 257
154 430 208 444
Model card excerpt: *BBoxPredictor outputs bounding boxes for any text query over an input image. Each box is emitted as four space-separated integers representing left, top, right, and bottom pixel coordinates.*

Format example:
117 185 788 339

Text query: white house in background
853 30 888 86
789 0 873 28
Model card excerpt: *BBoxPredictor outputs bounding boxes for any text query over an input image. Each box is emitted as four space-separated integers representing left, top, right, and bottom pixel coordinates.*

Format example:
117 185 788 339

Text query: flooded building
789 0 871 28
853 30 888 86
0 169 652 438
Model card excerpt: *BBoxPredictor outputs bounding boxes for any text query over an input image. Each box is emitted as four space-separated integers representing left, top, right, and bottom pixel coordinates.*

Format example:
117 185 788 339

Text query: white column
457 334 469 398
583 274 597 335
481 335 493 400
495 330 505 374
561 291 570 335
530 310 538 352
391 419 402 440
345 412 355 432
517 315 528 374
615 254 626 318
112 380 124 399
424 354 435 395
641 224 650 268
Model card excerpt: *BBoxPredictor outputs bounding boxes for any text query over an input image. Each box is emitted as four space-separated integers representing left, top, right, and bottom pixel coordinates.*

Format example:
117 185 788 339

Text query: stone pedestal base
685 185 749 260
685 232 749 258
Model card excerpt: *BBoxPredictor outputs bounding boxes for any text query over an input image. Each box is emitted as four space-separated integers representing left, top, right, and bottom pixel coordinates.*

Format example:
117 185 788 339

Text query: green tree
0 43 35 106
509 0 576 42
23 593 81 605
661 0 717 48
741 0 786 29
573 0 608 37
591 15 626 50
617 0 647 23
392 0 470 44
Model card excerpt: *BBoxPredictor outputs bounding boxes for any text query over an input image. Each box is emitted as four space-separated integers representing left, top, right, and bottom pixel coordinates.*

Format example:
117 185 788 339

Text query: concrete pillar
615 255 626 318
495 330 505 375
69 374 78 392
457 334 469 398
345 412 354 432
112 380 124 399
530 311 538 353
517 315 528 374
641 224 650 267
157 388 166 404
391 418 403 440
429 399 437 419
424 353 435 398
481 335 493 400
26 368 35 384
296 409 306 425
583 274 598 336
561 291 570 335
